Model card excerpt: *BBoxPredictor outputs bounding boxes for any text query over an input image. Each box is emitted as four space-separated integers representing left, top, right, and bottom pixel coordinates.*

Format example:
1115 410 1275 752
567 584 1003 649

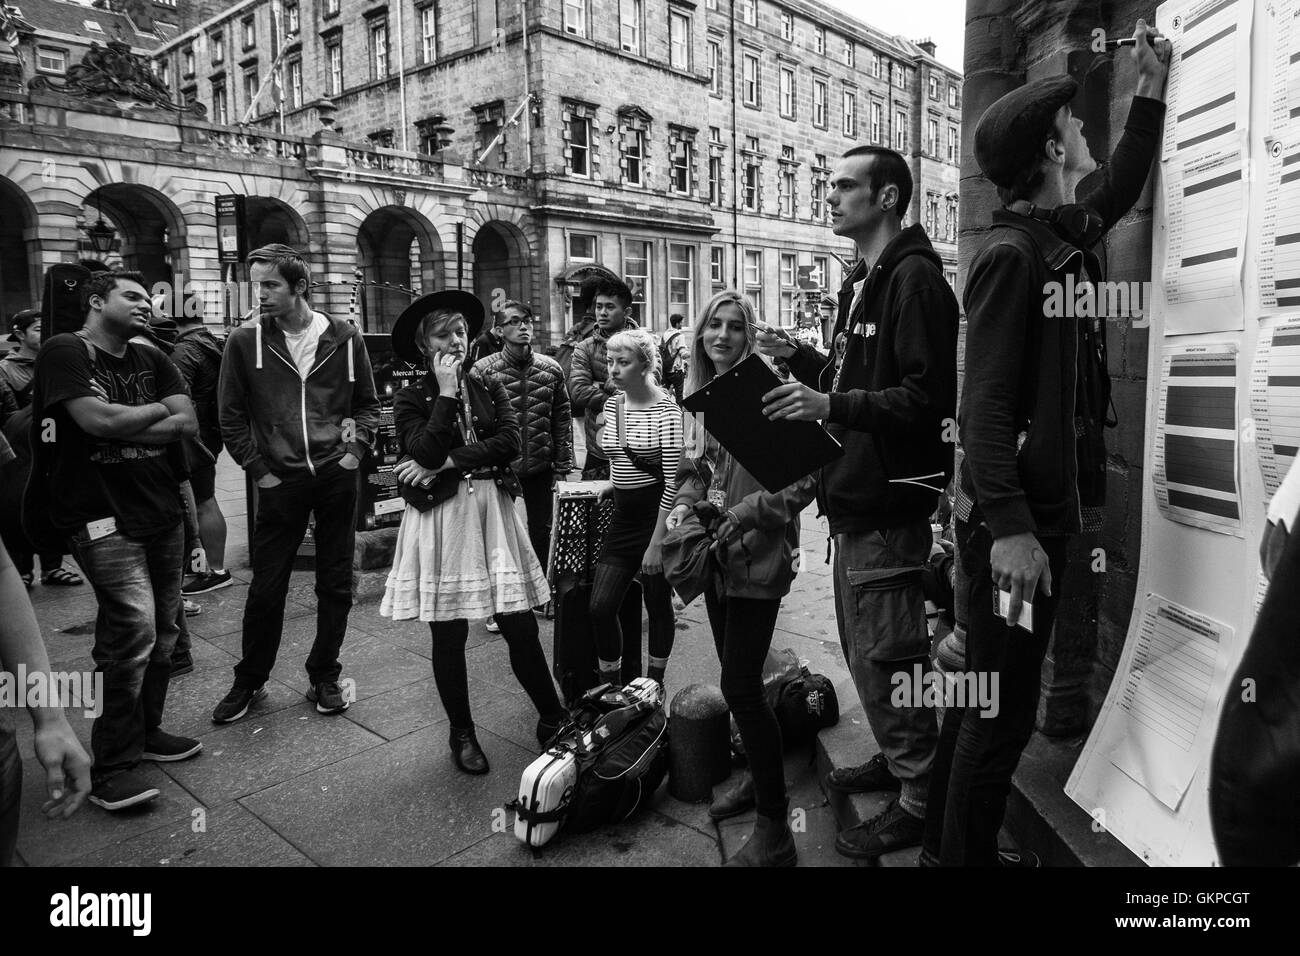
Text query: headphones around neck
1007 200 1103 248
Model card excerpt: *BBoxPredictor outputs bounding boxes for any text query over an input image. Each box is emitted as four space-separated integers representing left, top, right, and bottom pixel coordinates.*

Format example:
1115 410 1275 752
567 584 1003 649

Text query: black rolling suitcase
549 481 646 704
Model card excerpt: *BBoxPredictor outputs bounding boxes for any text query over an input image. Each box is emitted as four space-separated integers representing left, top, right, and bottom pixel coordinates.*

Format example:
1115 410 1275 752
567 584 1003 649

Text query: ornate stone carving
28 41 206 115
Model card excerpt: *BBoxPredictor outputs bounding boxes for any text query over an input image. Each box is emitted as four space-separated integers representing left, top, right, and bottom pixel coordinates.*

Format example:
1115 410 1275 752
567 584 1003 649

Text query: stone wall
962 0 1159 732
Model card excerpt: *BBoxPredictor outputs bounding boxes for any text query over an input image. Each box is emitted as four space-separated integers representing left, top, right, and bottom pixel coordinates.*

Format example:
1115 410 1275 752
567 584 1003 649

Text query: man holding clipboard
758 146 959 860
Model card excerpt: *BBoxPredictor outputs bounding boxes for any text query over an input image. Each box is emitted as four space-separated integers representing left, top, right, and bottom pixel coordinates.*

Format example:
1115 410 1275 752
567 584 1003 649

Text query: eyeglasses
501 316 534 327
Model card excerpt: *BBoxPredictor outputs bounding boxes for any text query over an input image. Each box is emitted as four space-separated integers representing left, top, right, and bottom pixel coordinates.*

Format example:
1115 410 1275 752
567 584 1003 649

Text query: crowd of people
17 29 1293 870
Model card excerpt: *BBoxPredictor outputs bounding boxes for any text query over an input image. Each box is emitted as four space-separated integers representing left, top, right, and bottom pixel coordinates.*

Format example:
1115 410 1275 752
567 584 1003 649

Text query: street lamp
84 206 117 256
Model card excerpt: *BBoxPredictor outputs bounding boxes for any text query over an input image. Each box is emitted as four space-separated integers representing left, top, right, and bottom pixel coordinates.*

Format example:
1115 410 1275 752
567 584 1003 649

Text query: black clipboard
682 353 842 493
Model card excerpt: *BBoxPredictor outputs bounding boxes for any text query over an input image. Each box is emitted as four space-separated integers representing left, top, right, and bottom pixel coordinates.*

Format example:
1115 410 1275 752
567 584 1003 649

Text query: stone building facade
960 0 1158 734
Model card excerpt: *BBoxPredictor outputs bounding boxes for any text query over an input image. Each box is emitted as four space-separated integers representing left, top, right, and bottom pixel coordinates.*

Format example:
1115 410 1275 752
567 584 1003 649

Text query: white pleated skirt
379 479 551 623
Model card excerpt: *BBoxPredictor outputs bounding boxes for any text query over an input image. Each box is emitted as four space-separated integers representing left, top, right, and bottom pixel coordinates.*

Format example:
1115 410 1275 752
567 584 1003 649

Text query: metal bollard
668 683 731 802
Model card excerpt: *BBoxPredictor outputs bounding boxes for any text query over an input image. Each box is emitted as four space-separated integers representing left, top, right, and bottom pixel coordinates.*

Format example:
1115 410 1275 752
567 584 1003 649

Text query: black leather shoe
709 771 756 820
450 727 489 775
825 752 900 794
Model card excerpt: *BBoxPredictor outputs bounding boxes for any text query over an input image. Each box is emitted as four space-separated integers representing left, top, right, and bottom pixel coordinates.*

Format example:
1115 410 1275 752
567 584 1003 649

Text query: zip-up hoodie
786 223 958 534
218 311 380 480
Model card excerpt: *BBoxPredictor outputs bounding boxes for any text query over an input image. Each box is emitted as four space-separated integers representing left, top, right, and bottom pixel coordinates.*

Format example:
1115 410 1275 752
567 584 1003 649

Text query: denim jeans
922 518 1069 866
235 460 358 689
70 521 184 783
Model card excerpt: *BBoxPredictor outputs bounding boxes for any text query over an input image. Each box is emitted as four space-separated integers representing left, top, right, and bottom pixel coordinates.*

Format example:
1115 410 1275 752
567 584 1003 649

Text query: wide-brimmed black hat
390 290 486 365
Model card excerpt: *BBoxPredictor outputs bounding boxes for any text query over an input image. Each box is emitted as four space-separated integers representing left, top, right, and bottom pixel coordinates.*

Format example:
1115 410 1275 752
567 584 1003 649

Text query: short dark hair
669 313 684 328
593 277 633 309
841 146 912 221
577 275 603 317
81 270 148 316
496 299 533 323
247 243 311 294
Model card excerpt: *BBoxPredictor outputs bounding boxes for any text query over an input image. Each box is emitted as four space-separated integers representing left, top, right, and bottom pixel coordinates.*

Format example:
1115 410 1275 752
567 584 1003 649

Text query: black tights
429 613 563 730
589 562 675 673
705 588 787 821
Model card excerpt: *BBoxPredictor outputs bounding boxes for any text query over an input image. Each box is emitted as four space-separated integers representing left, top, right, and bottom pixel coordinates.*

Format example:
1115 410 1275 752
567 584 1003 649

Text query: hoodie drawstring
347 337 355 383
255 321 263 370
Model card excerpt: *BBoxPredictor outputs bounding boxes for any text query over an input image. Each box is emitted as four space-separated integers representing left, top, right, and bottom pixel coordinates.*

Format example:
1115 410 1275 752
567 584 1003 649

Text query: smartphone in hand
993 588 1034 633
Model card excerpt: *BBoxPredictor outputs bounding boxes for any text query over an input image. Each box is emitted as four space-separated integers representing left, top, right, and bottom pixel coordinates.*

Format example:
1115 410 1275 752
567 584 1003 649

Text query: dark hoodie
218 311 380 481
785 223 958 534
171 324 225 442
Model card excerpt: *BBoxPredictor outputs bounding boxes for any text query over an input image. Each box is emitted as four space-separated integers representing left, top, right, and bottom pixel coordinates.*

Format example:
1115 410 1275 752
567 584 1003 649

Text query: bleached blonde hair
606 327 660 379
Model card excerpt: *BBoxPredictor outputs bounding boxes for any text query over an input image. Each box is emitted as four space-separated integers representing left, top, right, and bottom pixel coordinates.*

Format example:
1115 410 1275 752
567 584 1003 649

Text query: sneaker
183 599 202 617
212 684 267 723
834 799 925 859
825 752 901 794
306 681 350 715
485 618 501 633
183 570 233 595
142 730 203 762
169 656 195 678
89 771 160 811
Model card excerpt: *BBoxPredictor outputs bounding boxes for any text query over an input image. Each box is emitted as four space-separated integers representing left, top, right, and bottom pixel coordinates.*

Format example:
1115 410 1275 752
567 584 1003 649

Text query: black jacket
957 96 1165 539
393 370 523 511
470 346 574 478
171 325 224 441
786 223 958 534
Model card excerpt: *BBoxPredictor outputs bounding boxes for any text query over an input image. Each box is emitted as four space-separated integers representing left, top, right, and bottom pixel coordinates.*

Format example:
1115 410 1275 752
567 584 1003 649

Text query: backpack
659 330 686 388
773 670 840 745
512 679 668 845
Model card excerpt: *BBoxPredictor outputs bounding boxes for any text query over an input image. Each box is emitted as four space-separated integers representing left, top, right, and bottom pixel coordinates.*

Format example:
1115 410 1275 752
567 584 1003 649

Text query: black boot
724 813 797 867
449 726 489 775
536 712 566 748
709 770 755 820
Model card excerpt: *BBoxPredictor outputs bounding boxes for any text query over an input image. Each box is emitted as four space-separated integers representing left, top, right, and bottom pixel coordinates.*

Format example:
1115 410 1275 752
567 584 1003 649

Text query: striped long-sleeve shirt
600 395 683 510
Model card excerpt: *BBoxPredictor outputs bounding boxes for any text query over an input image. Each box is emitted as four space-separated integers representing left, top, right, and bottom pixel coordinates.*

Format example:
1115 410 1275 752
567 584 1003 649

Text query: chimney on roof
918 38 937 57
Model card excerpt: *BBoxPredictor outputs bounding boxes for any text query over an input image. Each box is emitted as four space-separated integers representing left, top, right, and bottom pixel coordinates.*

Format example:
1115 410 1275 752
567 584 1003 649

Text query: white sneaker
485 618 501 633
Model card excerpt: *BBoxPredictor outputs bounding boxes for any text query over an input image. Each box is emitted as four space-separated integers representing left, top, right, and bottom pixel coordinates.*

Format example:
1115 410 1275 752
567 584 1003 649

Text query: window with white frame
568 114 592 177
895 110 908 150
183 47 195 76
743 53 759 106
242 16 255 49
744 249 763 319
242 65 258 112
706 0 717 8
569 233 597 261
287 56 303 109
421 5 437 62
925 193 938 234
744 159 759 211
948 124 958 162
285 1 300 36
813 77 826 128
948 83 958 107
670 131 693 194
708 154 723 205
872 53 881 77
811 173 826 221
327 41 343 95
708 39 721 94
813 255 829 290
929 74 939 99
212 80 228 124
669 244 695 321
843 90 857 137
779 66 795 118
842 40 853 67
564 0 586 37
813 26 825 55
621 0 642 54
897 65 907 89
780 254 797 324
326 0 339 14
624 240 651 324
624 128 645 185
36 47 67 73
870 101 882 143
211 30 224 62
945 197 958 241
779 165 795 217
928 117 939 156
370 19 389 79
710 246 724 284
781 10 793 41
157 56 170 86
738 0 756 26
669 10 690 70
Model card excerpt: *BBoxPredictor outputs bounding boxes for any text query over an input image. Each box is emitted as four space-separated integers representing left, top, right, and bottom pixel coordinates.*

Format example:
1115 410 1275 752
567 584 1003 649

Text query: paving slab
161 703 387 805
238 724 538 866
345 675 508 742
65 801 316 867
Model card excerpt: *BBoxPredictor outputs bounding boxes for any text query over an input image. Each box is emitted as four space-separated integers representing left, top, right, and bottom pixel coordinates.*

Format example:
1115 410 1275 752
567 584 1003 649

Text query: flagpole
394 0 409 151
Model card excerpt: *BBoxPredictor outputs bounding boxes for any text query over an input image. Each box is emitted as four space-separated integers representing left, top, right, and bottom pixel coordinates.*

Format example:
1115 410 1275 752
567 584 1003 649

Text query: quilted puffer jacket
470 346 574 478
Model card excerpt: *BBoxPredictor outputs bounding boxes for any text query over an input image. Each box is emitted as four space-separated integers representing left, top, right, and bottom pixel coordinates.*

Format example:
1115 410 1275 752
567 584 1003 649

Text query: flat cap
974 77 1078 189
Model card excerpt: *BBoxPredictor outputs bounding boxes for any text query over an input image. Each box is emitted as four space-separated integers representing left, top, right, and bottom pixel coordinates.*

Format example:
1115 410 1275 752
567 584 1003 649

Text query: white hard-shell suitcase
514 748 579 847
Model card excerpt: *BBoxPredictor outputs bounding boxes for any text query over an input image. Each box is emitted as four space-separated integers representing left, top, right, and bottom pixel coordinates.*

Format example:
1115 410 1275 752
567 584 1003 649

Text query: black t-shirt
33 334 186 537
